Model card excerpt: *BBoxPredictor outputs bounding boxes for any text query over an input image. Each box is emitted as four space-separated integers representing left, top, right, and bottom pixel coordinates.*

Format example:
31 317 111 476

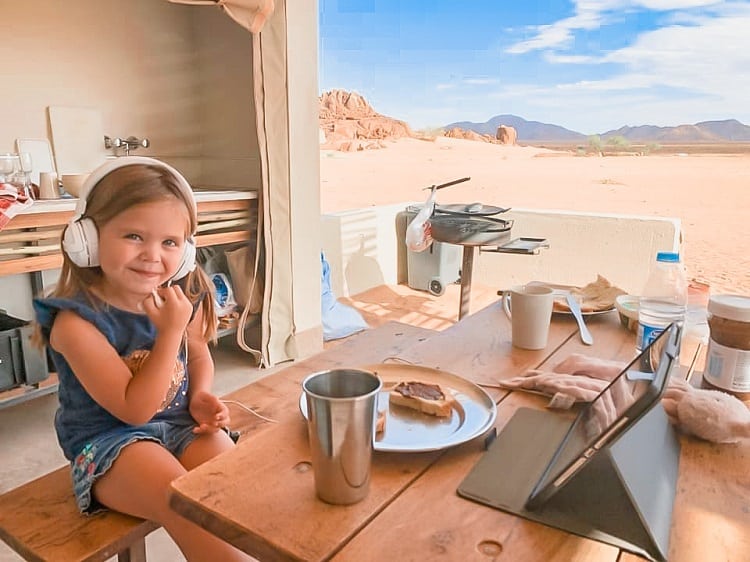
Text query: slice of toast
551 275 625 313
389 381 456 418
375 410 386 434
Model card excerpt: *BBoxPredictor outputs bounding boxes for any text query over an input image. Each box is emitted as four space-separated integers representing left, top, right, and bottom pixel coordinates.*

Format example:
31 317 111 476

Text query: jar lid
656 251 680 262
708 294 750 322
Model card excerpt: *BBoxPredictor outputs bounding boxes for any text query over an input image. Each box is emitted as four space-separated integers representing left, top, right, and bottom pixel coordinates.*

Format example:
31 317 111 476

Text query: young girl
34 157 250 561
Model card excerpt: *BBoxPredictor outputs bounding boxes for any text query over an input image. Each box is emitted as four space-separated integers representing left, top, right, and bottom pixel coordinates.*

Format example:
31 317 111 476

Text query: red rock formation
496 125 517 145
444 127 494 143
319 90 413 151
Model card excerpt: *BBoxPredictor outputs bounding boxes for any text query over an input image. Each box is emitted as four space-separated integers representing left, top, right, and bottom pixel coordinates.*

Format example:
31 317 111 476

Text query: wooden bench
0 466 158 562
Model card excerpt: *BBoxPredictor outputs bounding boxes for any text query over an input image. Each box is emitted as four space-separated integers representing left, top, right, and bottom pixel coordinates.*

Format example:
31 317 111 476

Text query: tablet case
457 404 680 562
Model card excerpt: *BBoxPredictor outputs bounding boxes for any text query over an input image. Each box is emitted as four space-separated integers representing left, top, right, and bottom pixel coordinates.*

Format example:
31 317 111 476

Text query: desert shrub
587 135 603 153
415 127 445 141
606 135 630 152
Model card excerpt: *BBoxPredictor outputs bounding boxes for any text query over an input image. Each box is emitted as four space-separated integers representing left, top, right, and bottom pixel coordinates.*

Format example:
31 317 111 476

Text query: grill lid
434 203 509 217
429 215 513 246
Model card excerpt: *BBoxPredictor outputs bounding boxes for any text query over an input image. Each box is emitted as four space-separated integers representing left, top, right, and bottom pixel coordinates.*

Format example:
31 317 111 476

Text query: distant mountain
445 115 750 143
599 120 746 142
445 114 586 142
697 119 750 140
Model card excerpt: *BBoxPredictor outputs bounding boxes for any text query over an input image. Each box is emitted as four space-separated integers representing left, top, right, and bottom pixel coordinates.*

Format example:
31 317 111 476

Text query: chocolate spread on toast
393 381 444 401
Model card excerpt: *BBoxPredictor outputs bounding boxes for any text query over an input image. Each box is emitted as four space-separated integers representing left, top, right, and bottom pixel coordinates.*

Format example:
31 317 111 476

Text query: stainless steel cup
302 369 382 505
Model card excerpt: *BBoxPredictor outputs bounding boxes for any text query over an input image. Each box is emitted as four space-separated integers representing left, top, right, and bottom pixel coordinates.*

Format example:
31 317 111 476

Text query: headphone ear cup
62 218 100 267
170 239 197 281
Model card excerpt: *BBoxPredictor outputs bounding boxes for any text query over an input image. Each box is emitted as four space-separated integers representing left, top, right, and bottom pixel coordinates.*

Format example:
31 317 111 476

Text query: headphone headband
63 156 198 279
72 156 197 229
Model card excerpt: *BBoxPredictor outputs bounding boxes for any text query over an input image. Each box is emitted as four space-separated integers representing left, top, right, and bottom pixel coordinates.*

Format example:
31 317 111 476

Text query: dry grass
530 142 750 156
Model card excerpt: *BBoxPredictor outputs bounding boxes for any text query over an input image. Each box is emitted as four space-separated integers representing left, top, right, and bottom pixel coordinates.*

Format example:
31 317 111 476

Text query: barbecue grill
407 178 549 319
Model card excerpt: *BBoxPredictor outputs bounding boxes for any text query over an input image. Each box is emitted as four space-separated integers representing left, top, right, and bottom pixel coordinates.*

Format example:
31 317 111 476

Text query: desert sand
320 137 750 296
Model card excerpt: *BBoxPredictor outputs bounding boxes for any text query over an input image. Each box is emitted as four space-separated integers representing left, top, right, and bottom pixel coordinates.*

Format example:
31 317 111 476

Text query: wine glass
17 152 33 197
0 153 17 183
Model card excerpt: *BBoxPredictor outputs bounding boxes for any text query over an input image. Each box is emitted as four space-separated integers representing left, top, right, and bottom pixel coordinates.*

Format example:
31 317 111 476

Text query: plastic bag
210 273 238 317
405 187 436 252
320 252 368 341
225 244 263 314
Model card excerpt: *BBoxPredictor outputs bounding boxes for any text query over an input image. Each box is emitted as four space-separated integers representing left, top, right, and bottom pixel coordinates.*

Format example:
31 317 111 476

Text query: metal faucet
104 136 150 156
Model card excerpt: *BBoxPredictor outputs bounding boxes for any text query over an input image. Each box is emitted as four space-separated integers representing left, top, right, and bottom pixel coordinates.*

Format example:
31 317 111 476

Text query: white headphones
62 156 197 282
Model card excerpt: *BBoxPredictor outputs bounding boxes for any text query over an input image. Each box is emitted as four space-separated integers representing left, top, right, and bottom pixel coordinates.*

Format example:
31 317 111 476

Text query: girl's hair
53 164 217 341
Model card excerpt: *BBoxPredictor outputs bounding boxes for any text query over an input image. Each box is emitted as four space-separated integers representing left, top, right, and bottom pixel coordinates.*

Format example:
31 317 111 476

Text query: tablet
524 323 680 510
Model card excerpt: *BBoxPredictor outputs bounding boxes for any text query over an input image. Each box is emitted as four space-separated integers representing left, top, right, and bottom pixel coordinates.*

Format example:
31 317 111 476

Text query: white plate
15 138 56 185
529 281 618 317
299 364 497 453
552 305 616 317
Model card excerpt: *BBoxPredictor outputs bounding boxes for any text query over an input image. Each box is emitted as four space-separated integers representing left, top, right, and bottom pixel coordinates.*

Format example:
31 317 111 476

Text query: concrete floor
0 282 499 561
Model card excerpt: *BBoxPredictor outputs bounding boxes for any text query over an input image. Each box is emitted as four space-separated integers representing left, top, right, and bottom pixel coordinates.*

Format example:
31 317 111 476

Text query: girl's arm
185 302 214 397
186 302 230 433
50 285 193 425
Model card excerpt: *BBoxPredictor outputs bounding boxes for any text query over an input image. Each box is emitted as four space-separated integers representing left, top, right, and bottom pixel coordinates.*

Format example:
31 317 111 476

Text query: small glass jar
702 294 750 403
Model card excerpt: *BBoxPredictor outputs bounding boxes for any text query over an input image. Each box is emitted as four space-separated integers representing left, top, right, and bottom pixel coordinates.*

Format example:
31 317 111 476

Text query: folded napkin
499 354 750 444
0 183 34 230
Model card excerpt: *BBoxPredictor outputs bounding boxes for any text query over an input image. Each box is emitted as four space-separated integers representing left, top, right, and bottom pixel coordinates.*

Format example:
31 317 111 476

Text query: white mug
38 172 59 199
502 285 554 350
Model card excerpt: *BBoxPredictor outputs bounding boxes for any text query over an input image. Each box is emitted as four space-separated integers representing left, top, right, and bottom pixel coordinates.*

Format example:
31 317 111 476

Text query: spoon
565 292 593 345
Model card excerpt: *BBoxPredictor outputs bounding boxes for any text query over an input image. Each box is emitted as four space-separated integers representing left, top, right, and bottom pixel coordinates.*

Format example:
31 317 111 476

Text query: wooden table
169 304 750 561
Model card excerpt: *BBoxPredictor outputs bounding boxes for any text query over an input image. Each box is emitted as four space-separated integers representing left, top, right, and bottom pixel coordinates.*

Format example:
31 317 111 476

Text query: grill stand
407 201 549 320
459 246 475 320
452 239 550 320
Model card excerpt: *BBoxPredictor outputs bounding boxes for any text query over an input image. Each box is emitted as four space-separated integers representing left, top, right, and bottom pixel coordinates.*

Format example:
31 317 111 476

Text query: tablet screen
526 324 680 509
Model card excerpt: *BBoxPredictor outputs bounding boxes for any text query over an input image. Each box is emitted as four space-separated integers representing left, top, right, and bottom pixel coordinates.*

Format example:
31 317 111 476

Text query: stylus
684 342 703 384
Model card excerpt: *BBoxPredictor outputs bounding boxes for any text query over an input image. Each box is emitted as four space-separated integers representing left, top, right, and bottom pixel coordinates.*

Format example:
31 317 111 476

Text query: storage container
0 312 49 393
703 294 750 402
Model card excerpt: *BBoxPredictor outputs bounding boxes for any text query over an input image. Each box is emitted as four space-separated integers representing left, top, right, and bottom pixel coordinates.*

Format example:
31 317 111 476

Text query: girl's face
95 199 191 307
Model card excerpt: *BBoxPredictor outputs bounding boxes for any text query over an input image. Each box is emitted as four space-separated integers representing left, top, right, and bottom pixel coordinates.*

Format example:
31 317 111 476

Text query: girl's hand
189 390 230 434
141 284 193 336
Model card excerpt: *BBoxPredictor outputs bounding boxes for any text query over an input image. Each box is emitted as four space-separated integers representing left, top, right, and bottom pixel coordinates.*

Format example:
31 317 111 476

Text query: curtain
167 0 274 33
251 0 298 366
168 0 298 367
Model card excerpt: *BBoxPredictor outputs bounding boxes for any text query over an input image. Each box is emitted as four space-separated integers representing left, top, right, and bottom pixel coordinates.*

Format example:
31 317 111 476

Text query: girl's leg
179 428 236 470
93 440 251 562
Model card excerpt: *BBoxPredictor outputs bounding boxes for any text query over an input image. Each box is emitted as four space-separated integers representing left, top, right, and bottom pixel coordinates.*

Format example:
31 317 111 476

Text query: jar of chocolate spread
702 294 750 403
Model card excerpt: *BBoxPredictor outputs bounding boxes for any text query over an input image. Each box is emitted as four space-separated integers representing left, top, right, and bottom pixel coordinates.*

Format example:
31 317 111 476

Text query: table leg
459 245 475 320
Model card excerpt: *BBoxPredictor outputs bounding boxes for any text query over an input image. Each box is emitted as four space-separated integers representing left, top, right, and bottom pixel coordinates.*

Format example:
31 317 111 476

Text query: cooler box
407 241 461 296
400 208 461 296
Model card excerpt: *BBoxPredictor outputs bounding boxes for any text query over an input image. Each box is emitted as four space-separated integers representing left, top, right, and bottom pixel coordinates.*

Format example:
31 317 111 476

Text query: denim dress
34 294 198 513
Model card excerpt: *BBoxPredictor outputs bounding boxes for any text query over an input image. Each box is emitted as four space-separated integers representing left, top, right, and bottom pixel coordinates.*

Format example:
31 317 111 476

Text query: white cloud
389 1 750 131
464 77 500 85
635 1 722 8
601 12 750 95
494 1 750 130
506 0 725 54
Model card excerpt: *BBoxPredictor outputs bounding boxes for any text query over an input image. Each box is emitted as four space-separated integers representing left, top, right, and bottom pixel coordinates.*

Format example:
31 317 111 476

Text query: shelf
0 375 59 410
0 194 259 276
216 311 260 340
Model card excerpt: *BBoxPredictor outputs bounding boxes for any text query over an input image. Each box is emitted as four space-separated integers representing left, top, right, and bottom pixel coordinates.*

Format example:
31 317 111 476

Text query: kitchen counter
0 189 259 276
15 189 257 214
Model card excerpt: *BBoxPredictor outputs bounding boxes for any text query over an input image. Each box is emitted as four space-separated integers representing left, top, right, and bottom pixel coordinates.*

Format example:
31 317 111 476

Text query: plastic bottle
637 252 688 353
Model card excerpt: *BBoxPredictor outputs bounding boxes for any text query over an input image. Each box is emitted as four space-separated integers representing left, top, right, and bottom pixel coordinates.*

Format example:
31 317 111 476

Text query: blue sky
318 0 750 134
